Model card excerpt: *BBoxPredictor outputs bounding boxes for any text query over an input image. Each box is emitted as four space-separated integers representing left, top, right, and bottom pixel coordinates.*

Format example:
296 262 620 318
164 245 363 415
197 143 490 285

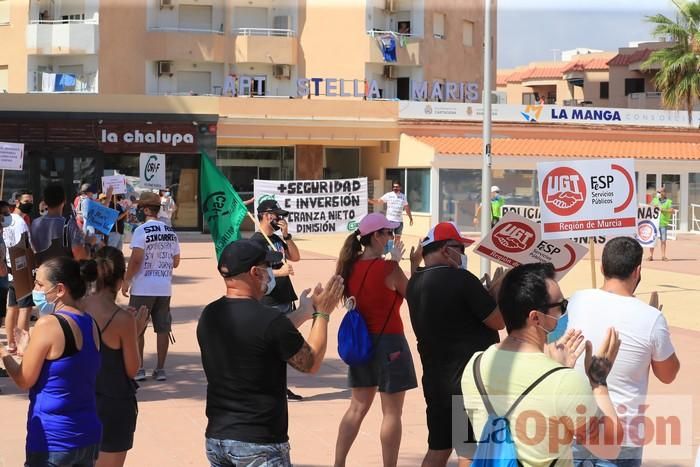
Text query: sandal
647 256 653 261
662 257 669 262
7 345 17 356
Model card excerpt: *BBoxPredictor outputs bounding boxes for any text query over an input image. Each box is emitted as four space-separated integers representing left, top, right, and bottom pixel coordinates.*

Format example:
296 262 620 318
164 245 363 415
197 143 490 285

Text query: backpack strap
63 215 71 249
505 366 568 418
473 352 498 416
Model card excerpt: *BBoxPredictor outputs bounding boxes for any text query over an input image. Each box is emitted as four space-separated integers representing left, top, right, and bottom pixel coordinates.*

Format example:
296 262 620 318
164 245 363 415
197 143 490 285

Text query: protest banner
9 233 35 300
537 159 637 240
140 153 166 189
101 174 127 195
85 199 119 235
0 142 24 198
473 212 588 280
254 178 368 235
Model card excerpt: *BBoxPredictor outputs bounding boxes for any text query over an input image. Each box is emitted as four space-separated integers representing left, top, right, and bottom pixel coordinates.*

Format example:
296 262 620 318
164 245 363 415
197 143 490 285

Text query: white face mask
447 247 468 271
262 267 276 295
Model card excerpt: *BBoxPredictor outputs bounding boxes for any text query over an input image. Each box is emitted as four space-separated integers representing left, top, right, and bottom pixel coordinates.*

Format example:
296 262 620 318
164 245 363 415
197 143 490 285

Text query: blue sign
85 200 119 235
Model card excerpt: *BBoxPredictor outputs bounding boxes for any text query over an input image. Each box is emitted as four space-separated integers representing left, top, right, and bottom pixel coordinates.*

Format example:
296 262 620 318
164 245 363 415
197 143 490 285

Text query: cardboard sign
636 203 661 248
85 200 119 235
139 153 166 190
9 233 34 300
473 212 588 280
254 178 368 235
101 174 127 195
537 159 637 240
0 142 24 171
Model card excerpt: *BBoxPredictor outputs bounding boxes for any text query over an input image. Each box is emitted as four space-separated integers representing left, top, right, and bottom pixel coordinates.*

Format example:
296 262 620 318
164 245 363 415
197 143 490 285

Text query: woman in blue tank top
0 257 102 467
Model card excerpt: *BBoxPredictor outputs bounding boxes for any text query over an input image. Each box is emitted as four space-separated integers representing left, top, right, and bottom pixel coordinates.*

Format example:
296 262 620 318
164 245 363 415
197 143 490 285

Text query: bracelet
312 312 330 321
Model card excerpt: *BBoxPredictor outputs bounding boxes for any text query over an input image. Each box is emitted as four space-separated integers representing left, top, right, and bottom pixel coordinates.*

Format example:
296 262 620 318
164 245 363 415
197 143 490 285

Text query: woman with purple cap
333 213 421 467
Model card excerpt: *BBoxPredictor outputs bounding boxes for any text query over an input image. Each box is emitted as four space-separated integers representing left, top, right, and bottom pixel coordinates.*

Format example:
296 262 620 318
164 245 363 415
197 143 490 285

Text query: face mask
383 239 394 255
40 210 48 216
1 215 11 228
91 194 98 200
136 209 146 223
32 285 58 316
459 253 468 270
539 312 568 344
19 203 33 214
164 192 171 197
263 267 276 295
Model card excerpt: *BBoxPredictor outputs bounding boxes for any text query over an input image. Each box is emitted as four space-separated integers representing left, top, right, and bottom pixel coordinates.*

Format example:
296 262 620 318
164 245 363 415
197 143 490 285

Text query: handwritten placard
85 200 119 235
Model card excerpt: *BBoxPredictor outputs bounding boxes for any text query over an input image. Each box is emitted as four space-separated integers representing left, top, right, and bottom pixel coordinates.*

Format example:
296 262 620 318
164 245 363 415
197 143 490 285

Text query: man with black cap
251 199 305 400
122 191 180 382
197 239 343 466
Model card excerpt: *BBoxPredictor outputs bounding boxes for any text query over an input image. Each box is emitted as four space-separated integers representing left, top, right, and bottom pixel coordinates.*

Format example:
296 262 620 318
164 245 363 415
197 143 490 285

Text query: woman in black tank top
81 246 149 467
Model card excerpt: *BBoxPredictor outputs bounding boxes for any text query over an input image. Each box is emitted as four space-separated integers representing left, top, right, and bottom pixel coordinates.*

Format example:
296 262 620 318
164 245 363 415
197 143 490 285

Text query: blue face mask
383 239 394 256
543 312 569 344
32 285 58 316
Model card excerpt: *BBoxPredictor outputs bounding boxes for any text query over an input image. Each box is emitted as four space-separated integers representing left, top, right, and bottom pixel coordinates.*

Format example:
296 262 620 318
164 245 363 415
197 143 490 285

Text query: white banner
399 102 700 129
101 175 127 195
254 178 368 235
537 159 637 240
0 142 24 171
473 212 588 280
139 153 166 190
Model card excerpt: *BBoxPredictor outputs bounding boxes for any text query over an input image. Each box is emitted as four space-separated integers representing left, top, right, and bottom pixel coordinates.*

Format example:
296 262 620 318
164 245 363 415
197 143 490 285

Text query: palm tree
642 0 700 126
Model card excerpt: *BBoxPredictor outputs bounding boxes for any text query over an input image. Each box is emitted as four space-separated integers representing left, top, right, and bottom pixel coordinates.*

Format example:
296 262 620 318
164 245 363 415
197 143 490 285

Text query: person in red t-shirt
333 213 422 467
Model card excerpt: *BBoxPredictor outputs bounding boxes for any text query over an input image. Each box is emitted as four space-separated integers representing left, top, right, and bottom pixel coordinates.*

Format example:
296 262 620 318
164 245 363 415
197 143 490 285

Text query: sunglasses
541 298 568 315
379 229 395 237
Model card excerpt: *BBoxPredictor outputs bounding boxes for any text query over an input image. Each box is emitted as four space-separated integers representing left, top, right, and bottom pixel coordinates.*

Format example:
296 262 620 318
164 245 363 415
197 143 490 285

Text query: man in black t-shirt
196 240 342 467
406 222 505 467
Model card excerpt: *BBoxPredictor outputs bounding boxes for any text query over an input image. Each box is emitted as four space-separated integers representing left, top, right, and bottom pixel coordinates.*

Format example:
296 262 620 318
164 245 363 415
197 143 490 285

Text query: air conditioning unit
384 0 396 13
160 0 174 9
383 65 397 79
157 61 173 76
273 64 291 79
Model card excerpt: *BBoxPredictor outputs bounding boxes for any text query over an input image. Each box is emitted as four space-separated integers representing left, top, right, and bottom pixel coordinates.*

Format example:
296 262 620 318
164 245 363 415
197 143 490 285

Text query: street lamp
480 0 493 278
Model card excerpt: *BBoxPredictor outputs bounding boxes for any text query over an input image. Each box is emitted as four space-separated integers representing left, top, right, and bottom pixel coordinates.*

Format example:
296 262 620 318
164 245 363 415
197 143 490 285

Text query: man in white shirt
122 191 180 382
369 180 414 243
159 187 177 227
567 236 680 467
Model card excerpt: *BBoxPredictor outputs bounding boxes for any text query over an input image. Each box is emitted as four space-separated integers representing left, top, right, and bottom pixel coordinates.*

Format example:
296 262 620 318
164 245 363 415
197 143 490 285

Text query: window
176 71 212 95
325 148 359 179
384 168 430 212
522 93 537 105
462 20 473 47
0 0 10 25
179 5 213 31
433 13 445 39
0 65 7 93
600 82 609 99
624 78 645 96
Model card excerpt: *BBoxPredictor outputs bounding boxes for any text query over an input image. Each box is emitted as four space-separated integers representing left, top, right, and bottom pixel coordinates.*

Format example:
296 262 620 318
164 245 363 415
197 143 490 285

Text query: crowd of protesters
0 181 682 467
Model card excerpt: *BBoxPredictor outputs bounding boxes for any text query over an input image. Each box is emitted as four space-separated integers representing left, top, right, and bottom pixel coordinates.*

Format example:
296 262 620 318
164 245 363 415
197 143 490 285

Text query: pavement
1 232 699 466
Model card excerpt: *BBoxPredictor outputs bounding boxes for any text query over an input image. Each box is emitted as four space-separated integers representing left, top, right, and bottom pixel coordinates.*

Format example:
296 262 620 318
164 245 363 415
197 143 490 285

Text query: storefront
0 112 217 230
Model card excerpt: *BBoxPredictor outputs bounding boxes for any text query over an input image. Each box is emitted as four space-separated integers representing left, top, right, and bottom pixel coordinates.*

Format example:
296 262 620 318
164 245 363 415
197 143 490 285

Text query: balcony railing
29 19 98 25
367 29 416 38
149 26 224 35
629 91 662 99
233 28 295 37
30 71 98 93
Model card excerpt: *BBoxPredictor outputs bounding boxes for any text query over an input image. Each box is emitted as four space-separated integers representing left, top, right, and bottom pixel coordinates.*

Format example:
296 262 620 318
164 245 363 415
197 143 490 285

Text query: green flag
200 152 249 259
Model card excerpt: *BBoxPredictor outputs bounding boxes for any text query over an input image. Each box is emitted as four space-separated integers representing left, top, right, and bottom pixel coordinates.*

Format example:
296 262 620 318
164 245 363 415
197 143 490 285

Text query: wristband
312 312 330 321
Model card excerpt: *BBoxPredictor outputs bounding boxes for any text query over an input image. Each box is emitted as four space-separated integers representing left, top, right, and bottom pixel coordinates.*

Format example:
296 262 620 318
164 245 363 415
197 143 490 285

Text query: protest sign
101 174 127 195
501 205 541 222
85 199 119 235
473 212 588 280
140 153 166 189
254 178 368 235
537 159 637 240
0 142 24 171
9 233 34 300
636 204 661 248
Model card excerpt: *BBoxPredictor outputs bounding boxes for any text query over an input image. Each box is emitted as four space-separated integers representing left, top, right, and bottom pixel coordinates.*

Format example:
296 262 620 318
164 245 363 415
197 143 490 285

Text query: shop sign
0 142 24 171
98 124 197 153
537 159 637 240
473 212 588 280
253 178 368 235
139 153 167 190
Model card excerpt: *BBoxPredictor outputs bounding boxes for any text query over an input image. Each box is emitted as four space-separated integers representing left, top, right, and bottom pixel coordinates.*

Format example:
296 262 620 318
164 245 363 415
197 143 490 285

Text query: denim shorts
25 444 99 467
393 221 404 236
205 438 291 467
573 443 643 467
658 226 668 241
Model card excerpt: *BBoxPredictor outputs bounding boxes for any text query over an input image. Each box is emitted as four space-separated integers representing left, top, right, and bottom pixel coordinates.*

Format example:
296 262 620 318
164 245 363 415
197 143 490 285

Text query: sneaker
153 368 167 381
286 389 303 401
134 368 146 381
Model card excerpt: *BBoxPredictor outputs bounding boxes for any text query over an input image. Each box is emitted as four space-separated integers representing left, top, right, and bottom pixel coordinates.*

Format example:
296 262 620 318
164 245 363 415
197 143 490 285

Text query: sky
497 0 677 68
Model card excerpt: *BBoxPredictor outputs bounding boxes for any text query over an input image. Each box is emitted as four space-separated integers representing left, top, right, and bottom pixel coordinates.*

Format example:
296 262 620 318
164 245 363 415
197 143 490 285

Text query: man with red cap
405 222 505 467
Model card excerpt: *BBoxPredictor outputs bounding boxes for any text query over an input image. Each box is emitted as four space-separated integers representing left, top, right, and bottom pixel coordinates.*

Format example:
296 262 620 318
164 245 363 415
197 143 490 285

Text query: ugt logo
144 155 160 182
203 192 231 223
542 167 586 216
492 221 536 253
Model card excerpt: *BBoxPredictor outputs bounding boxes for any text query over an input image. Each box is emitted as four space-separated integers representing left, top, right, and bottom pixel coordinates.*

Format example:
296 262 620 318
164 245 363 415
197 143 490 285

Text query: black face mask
19 203 33 214
136 208 146 223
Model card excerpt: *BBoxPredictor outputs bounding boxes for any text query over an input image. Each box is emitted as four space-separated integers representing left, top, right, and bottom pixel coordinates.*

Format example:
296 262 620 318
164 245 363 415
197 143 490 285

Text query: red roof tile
415 136 700 160
607 48 652 66
562 58 611 73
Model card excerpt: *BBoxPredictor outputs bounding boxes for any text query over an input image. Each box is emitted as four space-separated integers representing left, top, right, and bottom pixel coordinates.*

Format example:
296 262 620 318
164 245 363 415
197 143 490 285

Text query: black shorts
0 286 7 319
393 222 404 236
423 384 476 452
128 295 171 333
8 283 34 308
97 396 138 452
348 334 417 394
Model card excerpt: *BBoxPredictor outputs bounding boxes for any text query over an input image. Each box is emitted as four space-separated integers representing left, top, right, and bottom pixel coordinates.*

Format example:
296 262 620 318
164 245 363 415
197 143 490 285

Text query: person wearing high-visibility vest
649 186 675 261
474 186 505 228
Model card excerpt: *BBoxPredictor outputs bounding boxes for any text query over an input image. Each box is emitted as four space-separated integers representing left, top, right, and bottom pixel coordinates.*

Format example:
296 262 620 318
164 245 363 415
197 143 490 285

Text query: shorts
97 395 138 452
393 221 404 236
658 226 668 241
0 284 8 319
128 295 172 333
206 438 291 467
25 444 99 467
348 334 417 394
8 283 34 308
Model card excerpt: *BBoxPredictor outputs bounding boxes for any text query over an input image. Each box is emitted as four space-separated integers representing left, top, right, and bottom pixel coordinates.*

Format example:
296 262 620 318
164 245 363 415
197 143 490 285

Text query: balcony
145 29 227 62
29 71 98 93
627 91 662 109
366 30 421 67
233 29 297 65
26 20 98 55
